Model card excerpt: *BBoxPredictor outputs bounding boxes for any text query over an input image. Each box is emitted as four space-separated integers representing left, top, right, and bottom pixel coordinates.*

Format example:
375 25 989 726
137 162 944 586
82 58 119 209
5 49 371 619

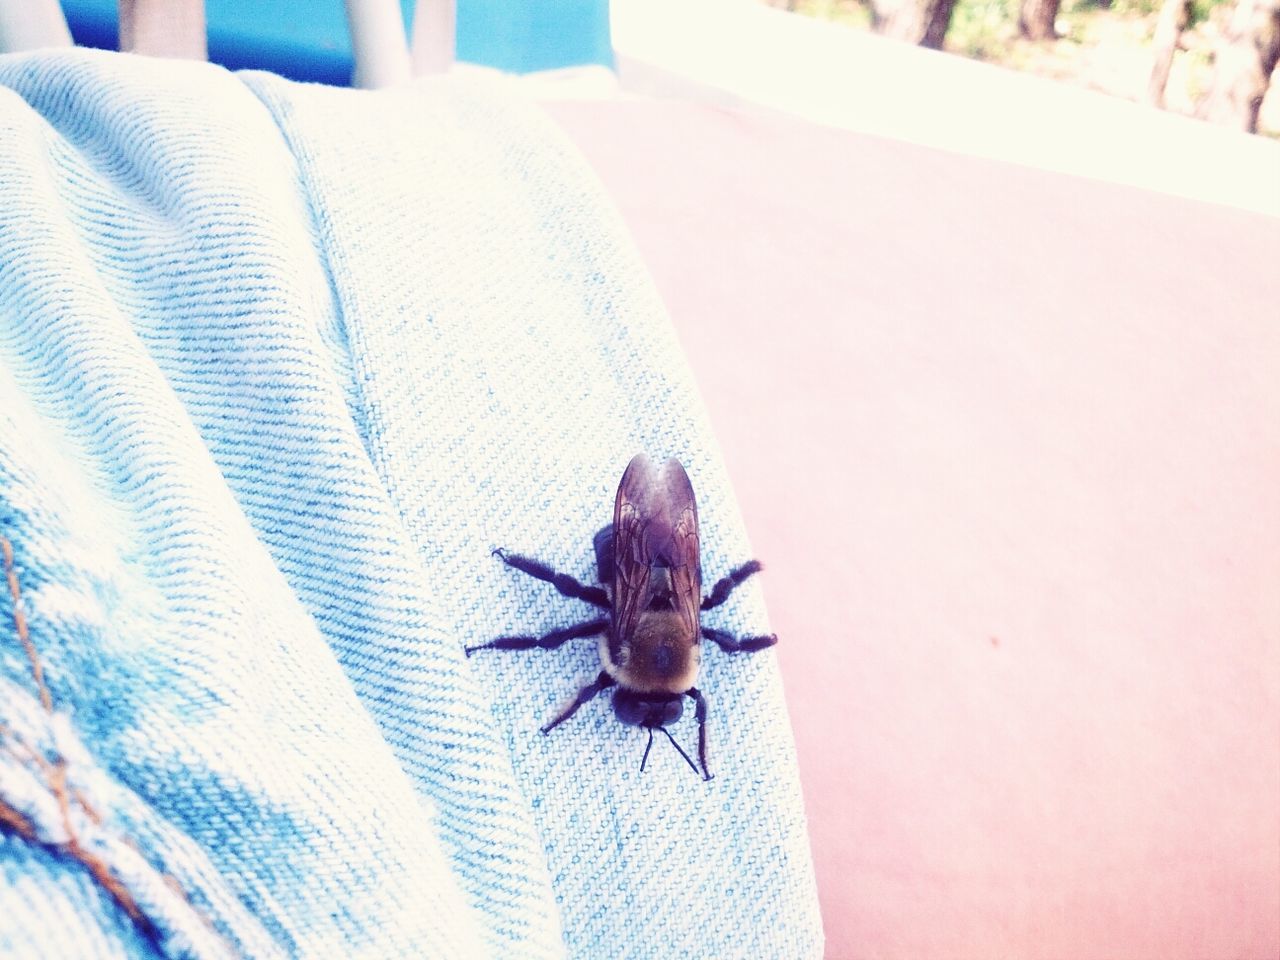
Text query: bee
466 453 778 781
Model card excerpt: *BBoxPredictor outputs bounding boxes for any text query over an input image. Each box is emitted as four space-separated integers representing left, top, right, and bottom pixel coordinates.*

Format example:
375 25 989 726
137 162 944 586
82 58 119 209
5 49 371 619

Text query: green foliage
948 0 1017 59
1105 0 1160 16
1187 0 1228 28
787 0 1230 39
1104 0 1227 20
765 0 1277 139
1056 0 1095 42
1183 45 1214 99
793 0 873 27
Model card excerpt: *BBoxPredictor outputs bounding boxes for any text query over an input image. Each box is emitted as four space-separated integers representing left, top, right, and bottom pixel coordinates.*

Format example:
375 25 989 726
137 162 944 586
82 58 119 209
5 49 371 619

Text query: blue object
457 0 612 73
0 47 822 960
60 0 613 84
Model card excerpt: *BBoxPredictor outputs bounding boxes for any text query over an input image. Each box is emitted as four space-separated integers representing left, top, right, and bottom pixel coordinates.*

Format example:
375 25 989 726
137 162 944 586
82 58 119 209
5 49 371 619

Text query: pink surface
549 99 1280 960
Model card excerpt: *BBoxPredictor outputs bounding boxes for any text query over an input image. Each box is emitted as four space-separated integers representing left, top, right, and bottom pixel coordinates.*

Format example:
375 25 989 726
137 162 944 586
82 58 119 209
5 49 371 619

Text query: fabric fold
0 48 822 959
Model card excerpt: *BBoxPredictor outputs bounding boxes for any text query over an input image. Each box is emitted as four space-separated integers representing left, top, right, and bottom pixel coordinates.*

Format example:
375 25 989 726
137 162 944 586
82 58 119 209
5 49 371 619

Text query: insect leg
465 618 607 657
700 625 778 654
541 670 615 735
686 687 713 781
493 548 609 608
700 560 763 610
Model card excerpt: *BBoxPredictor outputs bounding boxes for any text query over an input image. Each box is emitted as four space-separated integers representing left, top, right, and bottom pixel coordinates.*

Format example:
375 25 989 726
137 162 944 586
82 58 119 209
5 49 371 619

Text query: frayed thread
0 535 187 947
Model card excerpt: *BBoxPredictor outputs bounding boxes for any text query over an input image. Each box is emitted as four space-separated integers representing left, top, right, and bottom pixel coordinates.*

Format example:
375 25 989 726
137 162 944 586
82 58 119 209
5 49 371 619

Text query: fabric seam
0 534 234 956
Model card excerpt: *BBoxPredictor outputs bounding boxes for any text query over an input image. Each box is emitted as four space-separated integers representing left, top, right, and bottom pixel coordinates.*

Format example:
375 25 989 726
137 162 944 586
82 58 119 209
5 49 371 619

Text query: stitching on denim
0 534 230 953
0 535 157 939
3 537 51 714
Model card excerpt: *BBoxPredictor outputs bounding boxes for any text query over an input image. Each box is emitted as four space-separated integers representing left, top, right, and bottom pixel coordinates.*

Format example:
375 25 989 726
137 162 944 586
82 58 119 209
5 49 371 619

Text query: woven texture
0 49 822 959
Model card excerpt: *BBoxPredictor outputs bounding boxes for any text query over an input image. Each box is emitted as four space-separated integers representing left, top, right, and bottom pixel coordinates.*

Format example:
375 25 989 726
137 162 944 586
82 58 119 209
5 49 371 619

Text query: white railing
0 0 455 85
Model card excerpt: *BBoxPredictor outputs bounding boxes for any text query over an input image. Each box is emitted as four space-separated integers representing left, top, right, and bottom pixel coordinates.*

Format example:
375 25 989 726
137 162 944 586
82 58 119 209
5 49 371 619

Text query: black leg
465 618 607 657
541 670 615 735
494 548 609 609
701 560 763 610
701 625 778 654
686 687 713 781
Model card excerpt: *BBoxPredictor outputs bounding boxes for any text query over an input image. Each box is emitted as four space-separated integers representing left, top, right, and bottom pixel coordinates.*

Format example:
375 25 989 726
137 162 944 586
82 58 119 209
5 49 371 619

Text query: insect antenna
638 727 698 775
661 727 698 775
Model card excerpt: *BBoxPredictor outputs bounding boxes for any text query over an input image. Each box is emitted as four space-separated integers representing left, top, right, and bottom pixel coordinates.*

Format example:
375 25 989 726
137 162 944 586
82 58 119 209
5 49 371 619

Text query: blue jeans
0 49 821 958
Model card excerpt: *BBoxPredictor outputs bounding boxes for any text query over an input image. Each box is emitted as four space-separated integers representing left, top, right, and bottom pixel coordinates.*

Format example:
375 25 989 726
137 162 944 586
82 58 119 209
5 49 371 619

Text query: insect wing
610 455 702 663
662 461 701 640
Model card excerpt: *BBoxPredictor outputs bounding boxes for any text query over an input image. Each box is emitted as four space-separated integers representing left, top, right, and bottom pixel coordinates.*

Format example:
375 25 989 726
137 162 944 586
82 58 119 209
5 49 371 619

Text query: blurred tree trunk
1019 0 1061 39
1198 0 1280 131
1147 0 1193 108
871 0 960 48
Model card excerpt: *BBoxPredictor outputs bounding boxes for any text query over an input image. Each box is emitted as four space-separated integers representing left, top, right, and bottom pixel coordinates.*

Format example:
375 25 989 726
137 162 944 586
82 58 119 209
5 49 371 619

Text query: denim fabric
0 49 822 959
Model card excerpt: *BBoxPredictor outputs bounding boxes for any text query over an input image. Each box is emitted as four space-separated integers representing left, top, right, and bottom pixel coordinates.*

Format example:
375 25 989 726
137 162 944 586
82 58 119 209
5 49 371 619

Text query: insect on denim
0 49 823 959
